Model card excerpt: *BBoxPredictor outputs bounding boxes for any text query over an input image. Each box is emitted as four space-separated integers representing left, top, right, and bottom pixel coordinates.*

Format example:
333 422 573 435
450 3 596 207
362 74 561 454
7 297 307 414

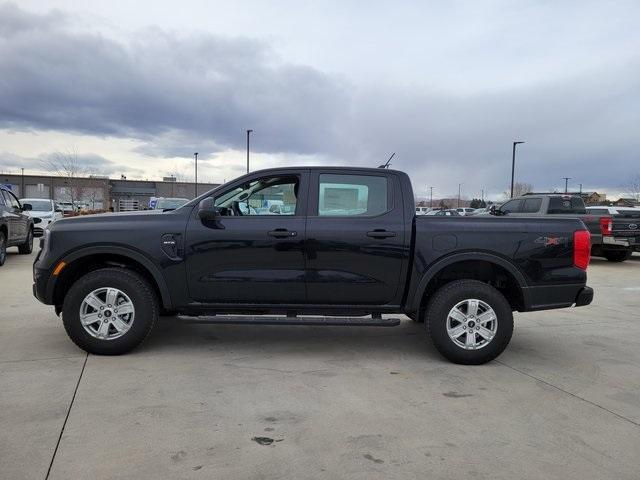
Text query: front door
185 171 308 304
305 171 407 305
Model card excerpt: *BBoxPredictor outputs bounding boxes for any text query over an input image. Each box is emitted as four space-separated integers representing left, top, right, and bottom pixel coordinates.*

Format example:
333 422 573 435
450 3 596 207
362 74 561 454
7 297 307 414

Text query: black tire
0 231 6 266
603 250 631 262
18 227 33 254
425 280 513 365
62 268 158 355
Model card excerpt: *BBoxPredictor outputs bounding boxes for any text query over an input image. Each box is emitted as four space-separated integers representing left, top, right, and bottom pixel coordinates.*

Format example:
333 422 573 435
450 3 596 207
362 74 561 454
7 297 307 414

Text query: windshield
23 200 52 211
156 198 188 210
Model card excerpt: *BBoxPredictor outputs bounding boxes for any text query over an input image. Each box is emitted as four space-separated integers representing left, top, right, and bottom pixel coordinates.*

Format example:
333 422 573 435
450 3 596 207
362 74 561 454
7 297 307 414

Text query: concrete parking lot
1 246 639 480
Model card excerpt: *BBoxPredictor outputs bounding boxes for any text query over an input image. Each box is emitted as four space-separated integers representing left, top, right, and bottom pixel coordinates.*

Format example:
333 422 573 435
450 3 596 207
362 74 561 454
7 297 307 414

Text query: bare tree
623 174 640 202
85 188 102 210
502 182 533 199
44 149 87 210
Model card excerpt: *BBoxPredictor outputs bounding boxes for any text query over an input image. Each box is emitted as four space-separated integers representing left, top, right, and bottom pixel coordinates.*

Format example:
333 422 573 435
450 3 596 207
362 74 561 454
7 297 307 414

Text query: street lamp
194 152 198 197
246 130 253 173
510 141 525 198
429 186 434 208
563 177 571 194
458 183 462 208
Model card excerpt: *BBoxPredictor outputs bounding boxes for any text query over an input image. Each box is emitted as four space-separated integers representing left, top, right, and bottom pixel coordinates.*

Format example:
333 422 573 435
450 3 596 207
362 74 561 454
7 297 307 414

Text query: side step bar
178 315 402 327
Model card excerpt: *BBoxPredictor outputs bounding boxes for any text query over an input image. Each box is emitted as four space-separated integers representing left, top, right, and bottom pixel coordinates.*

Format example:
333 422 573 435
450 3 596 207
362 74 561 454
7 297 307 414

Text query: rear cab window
547 196 586 214
586 208 608 215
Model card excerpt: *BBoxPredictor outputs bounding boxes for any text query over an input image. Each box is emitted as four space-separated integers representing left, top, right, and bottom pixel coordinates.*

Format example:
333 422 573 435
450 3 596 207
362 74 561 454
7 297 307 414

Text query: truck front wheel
62 268 158 355
425 280 513 365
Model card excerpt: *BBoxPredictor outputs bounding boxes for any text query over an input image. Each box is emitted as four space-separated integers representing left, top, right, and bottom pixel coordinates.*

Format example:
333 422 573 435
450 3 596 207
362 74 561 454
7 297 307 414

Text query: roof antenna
378 152 395 169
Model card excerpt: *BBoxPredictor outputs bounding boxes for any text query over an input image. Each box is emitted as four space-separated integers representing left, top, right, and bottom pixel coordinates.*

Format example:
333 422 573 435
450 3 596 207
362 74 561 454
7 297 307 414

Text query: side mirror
198 198 220 222
22 203 32 211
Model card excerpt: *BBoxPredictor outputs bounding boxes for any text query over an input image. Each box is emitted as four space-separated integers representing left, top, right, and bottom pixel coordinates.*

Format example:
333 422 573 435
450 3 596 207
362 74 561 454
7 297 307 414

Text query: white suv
455 208 476 216
19 198 63 236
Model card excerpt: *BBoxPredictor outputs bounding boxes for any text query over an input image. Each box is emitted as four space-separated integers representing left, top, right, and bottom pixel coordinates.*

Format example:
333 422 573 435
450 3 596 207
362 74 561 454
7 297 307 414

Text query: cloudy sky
1 1 638 200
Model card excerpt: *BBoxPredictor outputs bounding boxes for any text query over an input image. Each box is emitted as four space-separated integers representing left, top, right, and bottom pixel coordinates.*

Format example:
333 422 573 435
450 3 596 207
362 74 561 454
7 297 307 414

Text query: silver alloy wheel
446 299 498 350
79 287 135 340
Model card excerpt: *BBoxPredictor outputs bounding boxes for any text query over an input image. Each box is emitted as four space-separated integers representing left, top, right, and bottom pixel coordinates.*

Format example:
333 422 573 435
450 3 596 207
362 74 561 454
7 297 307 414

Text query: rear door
305 170 406 305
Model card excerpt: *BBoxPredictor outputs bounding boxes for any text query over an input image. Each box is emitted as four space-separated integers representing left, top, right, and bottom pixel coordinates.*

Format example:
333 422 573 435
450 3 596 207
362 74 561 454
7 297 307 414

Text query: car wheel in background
0 231 6 266
18 228 33 254
62 268 158 355
603 249 632 262
425 280 513 365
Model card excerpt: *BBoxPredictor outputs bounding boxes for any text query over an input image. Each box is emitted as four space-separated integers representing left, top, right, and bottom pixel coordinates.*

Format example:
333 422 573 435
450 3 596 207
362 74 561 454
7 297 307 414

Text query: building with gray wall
0 173 220 211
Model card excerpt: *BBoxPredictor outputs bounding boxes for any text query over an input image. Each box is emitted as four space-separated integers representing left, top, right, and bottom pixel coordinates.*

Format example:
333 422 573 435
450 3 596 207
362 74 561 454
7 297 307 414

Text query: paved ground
1 246 639 480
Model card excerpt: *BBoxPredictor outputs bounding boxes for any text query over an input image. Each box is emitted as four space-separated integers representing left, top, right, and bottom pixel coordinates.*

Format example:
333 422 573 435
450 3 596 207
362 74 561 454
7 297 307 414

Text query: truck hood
49 209 174 230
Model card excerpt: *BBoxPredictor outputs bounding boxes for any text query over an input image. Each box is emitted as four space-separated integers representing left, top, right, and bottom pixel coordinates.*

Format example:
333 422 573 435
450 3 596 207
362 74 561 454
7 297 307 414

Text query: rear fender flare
410 252 529 311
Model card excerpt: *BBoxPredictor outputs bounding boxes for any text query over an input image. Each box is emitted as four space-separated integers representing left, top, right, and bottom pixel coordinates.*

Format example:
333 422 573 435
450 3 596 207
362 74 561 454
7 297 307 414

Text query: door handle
268 229 297 238
367 230 396 239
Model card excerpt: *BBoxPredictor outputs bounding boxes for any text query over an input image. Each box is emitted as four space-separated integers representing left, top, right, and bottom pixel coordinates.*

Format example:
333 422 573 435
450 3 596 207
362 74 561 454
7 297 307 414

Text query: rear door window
318 174 388 216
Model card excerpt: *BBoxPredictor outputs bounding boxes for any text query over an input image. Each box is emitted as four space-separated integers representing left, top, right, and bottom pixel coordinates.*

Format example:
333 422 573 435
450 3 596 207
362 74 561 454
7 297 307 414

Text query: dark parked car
492 194 637 262
33 167 593 364
0 186 35 266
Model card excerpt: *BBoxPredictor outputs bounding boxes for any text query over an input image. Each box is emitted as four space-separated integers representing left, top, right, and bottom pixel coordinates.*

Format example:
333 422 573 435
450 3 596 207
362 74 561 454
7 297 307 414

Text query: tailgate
612 215 640 244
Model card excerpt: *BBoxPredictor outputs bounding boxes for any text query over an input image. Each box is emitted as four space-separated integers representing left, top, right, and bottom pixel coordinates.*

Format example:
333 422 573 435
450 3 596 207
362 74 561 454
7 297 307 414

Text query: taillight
600 217 612 236
574 230 591 270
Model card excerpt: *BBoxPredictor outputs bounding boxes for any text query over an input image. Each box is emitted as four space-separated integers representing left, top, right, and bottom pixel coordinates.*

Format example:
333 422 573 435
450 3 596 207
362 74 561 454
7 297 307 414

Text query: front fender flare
51 245 173 309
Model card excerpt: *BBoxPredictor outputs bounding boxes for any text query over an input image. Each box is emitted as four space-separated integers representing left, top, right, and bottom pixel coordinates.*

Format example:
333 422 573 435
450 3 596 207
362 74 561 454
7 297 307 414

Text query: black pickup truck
33 167 593 364
493 194 635 262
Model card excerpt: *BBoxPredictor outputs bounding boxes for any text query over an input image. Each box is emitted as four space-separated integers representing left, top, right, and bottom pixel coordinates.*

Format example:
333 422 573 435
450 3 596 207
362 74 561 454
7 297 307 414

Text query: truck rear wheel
425 280 513 365
62 268 158 355
603 249 631 262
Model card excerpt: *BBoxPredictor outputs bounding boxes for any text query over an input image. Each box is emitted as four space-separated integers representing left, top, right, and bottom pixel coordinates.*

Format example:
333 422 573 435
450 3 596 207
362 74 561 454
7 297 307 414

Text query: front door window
214 176 299 216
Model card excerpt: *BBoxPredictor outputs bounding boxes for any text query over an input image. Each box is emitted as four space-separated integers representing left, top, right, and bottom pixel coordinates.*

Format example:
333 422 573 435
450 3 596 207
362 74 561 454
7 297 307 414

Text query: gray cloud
0 2 639 196
0 151 145 177
0 2 350 158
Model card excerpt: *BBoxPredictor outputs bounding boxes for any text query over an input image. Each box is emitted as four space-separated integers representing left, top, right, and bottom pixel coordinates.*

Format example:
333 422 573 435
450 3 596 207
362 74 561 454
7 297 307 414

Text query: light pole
481 188 485 204
246 129 253 173
579 183 583 194
510 141 525 198
563 177 571 194
194 152 198 197
429 186 434 208
458 183 462 208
